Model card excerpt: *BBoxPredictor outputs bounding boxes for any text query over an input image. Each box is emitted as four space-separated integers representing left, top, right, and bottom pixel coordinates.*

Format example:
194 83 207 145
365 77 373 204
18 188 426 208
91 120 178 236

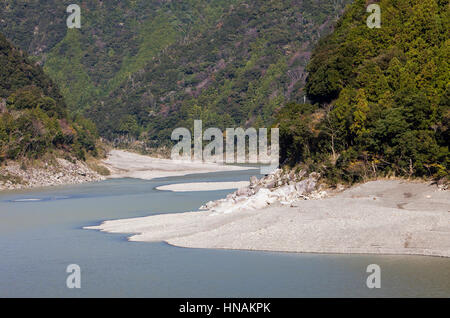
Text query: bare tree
324 104 338 164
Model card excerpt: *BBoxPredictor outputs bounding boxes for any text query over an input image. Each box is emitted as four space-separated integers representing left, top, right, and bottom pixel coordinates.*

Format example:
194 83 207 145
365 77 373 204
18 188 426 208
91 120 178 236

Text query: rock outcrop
0 158 105 190
200 169 327 214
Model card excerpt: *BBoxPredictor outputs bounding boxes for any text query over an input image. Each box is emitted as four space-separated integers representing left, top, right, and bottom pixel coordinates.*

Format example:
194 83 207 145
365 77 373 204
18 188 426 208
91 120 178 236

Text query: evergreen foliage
1 0 350 145
0 33 98 162
278 0 449 182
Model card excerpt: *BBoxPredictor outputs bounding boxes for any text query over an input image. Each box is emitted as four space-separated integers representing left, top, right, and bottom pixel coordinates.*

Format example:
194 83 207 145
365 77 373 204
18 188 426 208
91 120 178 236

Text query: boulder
249 176 259 188
201 169 325 214
236 186 251 197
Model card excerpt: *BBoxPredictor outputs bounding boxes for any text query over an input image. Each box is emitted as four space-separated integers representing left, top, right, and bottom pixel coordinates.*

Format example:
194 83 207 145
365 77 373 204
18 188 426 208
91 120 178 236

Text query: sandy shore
156 181 250 192
103 150 254 180
86 180 450 257
0 149 253 191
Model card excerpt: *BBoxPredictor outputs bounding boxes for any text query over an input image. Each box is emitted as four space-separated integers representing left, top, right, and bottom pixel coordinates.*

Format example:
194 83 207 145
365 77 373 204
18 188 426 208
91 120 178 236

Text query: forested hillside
0 33 98 162
0 0 350 146
92 0 350 145
277 0 449 182
1 0 241 114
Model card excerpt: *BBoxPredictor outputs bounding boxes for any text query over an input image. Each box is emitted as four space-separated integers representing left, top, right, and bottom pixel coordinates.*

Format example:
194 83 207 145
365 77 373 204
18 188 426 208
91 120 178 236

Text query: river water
0 170 449 297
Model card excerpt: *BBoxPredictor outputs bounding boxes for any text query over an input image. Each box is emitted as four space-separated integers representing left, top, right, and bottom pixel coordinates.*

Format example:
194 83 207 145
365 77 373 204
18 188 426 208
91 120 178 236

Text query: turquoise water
0 170 449 297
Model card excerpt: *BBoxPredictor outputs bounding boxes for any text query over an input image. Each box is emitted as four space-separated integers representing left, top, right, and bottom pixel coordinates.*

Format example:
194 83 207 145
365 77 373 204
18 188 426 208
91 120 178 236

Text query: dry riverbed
3 149 449 258
86 179 450 258
0 149 250 190
102 150 253 180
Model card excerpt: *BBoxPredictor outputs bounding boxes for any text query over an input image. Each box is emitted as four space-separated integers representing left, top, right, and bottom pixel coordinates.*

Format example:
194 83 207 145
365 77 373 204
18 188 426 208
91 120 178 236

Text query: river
0 170 449 297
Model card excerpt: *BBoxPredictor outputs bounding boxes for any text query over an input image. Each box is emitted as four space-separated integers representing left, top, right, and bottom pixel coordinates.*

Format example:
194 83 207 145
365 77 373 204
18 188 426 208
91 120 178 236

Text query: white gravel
103 150 253 180
86 179 450 257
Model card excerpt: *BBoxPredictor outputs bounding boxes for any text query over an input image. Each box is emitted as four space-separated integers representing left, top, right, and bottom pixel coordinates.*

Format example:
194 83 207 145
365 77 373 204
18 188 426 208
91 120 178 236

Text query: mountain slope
0 0 244 113
277 0 449 182
90 0 350 145
1 0 351 147
0 33 97 162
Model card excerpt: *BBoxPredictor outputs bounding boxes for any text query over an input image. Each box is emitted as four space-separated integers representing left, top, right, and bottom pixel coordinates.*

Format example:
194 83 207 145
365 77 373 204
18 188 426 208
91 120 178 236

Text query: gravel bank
1 149 251 191
0 158 104 191
86 180 450 257
102 149 254 180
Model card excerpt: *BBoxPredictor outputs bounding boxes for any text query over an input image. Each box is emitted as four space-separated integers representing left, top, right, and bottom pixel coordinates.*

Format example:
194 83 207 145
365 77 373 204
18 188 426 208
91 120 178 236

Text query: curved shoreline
0 149 253 191
103 150 254 180
156 181 250 192
161 241 449 259
86 180 450 258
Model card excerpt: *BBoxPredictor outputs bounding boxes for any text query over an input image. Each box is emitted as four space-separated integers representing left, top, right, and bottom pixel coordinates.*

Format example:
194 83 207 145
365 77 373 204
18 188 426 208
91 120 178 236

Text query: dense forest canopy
2 0 447 183
0 33 98 162
0 0 350 146
277 0 449 182
1 0 249 113
90 0 350 145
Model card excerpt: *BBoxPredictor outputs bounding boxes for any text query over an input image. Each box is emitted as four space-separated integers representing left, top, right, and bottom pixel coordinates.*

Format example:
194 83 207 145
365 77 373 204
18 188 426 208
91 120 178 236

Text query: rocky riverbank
200 169 329 214
87 169 450 258
0 149 253 191
0 158 105 191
